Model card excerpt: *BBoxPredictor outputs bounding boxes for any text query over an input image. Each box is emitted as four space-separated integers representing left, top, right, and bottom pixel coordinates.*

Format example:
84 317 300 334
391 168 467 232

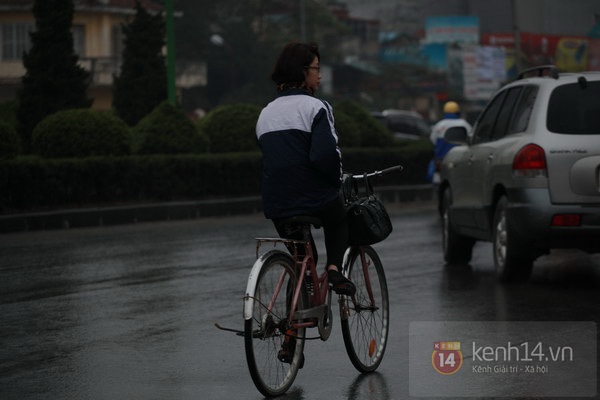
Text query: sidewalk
0 185 435 233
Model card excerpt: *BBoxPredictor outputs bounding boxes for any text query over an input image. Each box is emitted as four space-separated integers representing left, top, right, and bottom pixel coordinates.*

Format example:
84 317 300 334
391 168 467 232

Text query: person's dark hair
271 42 320 91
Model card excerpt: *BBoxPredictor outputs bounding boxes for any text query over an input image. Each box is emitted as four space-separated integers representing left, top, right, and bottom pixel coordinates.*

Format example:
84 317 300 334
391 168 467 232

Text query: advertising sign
450 45 506 101
425 16 479 45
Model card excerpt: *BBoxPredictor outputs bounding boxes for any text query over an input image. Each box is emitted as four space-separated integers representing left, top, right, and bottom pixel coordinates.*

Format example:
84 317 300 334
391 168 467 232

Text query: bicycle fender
243 249 289 321
341 246 353 276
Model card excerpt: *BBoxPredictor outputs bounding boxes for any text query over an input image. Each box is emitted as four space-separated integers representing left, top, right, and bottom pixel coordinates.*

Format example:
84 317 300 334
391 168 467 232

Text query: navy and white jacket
256 89 342 219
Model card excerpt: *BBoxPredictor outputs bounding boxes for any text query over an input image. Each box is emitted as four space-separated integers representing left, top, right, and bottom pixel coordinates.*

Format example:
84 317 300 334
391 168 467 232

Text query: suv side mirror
444 126 468 145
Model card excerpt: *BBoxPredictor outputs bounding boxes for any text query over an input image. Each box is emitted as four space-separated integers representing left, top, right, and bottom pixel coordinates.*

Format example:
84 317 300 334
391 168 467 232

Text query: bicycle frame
359 249 376 306
287 239 329 329
244 165 402 324
248 235 331 331
245 238 379 332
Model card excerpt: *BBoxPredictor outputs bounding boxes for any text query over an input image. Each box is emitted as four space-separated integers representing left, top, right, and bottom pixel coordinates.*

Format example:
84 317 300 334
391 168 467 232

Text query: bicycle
238 166 401 397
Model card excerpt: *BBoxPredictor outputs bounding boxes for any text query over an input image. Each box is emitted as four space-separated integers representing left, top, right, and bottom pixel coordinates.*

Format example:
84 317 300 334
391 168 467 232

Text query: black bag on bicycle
343 173 393 246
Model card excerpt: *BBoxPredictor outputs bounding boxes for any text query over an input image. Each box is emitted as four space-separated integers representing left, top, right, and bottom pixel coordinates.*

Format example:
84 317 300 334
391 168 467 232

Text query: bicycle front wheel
244 251 306 397
340 246 389 372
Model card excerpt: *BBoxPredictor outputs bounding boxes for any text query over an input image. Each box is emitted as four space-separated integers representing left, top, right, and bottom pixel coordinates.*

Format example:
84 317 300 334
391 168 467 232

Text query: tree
113 0 168 126
16 0 91 152
204 1 274 107
175 0 349 108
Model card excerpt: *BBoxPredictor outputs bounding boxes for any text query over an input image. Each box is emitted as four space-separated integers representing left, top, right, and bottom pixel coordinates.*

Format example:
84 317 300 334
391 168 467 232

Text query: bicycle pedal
277 349 305 369
277 348 293 364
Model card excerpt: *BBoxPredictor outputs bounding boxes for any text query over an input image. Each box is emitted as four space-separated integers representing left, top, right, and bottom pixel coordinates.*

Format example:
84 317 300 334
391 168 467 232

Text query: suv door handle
467 155 474 165
487 153 495 162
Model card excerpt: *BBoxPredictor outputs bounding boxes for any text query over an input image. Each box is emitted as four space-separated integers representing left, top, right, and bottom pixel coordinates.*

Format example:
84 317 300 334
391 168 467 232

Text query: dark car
371 109 430 140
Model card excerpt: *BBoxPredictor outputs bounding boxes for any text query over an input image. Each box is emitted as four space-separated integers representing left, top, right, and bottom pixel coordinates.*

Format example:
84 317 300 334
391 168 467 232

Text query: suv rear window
547 81 600 135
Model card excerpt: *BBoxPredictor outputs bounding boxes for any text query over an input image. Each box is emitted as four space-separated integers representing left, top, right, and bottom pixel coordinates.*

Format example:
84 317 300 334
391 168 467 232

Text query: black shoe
278 331 305 369
328 269 356 296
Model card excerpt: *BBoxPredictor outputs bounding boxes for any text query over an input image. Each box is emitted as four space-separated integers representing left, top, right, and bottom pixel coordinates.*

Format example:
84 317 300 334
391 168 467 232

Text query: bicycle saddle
279 215 322 228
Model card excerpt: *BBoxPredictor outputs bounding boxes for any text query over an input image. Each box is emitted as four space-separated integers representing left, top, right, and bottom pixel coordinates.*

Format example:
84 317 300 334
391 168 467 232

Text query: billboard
481 32 597 72
449 45 506 101
425 16 479 45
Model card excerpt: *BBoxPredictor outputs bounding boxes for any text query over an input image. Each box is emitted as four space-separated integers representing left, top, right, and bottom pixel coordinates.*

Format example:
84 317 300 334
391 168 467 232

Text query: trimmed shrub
133 101 208 155
199 104 261 153
0 101 18 131
0 119 21 159
333 110 361 148
32 109 131 158
334 100 393 147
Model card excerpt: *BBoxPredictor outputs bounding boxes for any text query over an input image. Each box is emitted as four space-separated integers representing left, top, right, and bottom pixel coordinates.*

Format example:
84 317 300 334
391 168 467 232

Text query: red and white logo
432 341 463 375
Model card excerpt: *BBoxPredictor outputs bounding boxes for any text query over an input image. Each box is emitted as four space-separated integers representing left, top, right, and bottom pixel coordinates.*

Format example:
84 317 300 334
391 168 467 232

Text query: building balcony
0 57 206 88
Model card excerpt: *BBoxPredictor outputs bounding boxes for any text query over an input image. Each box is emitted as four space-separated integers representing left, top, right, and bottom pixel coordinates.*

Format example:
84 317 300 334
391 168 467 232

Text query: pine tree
113 0 167 126
16 0 91 151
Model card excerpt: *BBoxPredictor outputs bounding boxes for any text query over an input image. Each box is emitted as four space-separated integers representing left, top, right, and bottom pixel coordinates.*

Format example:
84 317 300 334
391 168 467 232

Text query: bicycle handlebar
350 164 403 179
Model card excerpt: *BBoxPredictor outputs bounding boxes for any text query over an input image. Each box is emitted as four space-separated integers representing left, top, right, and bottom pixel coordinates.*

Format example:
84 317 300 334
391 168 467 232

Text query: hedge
0 119 21 159
334 100 393 147
0 146 432 214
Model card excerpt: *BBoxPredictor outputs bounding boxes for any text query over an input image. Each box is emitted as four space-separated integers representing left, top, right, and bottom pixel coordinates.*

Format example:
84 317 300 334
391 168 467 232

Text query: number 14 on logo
432 341 463 375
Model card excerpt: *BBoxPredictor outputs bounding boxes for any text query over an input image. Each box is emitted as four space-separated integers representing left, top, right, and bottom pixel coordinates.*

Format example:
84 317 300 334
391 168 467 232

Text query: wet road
1 202 599 400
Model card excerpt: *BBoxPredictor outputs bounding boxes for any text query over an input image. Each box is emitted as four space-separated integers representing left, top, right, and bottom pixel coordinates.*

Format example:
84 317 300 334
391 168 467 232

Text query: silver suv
439 66 600 282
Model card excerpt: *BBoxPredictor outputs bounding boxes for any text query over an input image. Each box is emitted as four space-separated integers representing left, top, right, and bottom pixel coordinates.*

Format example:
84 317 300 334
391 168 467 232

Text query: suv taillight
512 144 547 177
551 214 581 227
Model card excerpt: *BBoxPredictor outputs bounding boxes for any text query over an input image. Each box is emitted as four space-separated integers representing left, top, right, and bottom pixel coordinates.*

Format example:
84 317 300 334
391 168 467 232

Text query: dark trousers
273 196 349 268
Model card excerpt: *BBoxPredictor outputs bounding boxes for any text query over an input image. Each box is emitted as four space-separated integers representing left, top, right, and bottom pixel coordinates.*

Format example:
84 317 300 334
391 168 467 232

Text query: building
341 0 599 38
0 0 204 109
329 2 380 62
342 0 600 72
341 0 600 118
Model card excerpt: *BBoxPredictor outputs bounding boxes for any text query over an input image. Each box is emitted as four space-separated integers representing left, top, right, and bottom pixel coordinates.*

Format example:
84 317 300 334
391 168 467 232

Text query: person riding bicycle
256 42 356 298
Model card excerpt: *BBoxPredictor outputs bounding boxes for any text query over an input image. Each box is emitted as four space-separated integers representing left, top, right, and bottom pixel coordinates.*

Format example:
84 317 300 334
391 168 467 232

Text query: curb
0 185 435 234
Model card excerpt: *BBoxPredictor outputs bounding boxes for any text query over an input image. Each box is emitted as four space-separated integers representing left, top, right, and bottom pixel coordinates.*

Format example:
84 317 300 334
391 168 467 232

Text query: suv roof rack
517 65 560 80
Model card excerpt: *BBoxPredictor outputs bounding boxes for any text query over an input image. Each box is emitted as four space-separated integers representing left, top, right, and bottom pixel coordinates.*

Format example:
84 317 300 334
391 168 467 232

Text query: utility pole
300 0 306 42
165 0 176 104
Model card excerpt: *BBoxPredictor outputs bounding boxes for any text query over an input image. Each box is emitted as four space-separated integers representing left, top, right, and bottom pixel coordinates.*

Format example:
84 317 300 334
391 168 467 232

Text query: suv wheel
442 189 475 264
492 196 533 282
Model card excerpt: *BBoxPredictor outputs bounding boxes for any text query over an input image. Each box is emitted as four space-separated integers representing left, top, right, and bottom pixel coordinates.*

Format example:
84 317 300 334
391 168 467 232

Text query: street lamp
208 33 234 100
210 34 225 47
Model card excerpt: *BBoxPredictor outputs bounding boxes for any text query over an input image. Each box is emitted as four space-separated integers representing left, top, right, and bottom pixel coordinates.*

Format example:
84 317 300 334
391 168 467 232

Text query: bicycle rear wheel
244 251 306 397
340 246 389 372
